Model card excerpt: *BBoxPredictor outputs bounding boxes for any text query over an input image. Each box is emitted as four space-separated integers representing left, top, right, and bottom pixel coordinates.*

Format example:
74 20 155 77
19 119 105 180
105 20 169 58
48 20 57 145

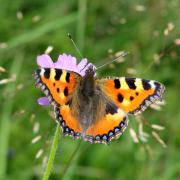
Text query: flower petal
37 97 50 106
37 54 54 68
36 53 96 77
77 58 88 70
55 53 79 73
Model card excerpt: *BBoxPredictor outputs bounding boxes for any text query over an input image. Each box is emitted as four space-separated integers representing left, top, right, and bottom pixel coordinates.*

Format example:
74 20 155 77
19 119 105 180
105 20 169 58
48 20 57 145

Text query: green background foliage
0 0 179 179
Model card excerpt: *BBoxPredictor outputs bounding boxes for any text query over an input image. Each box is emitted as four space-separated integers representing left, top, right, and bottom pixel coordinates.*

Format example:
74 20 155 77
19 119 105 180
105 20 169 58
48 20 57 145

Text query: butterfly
34 53 165 144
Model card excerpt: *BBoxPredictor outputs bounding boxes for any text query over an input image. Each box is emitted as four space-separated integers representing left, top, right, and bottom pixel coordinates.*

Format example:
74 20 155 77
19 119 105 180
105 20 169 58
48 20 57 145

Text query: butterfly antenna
68 33 83 59
96 51 129 70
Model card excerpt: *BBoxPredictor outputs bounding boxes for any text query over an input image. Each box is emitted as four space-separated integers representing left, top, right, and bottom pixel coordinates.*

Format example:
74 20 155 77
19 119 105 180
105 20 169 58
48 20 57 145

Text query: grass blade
7 13 77 49
0 53 24 179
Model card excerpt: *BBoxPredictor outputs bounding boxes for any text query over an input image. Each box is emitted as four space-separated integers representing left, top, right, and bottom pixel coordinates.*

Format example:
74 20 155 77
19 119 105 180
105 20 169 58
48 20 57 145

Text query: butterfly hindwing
85 105 128 144
97 77 165 115
54 105 82 138
34 68 80 106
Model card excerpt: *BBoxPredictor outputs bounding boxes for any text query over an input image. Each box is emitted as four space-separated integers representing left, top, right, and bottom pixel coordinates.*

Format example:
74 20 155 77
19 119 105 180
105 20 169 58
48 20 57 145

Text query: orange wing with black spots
85 107 128 144
34 68 80 106
54 105 82 138
97 77 165 115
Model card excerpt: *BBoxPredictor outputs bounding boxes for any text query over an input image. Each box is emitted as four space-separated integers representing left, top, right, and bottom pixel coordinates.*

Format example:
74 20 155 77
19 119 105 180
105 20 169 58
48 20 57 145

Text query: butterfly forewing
97 77 165 115
34 68 81 106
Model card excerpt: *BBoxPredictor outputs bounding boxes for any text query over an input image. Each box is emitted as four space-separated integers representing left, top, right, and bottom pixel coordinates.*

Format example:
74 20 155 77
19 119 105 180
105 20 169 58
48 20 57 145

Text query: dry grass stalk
30 113 35 123
134 5 146 12
138 123 150 142
164 22 175 36
33 122 40 134
129 128 139 143
0 66 6 72
151 124 165 131
108 64 115 69
32 135 41 144
153 54 160 64
174 38 180 45
16 11 23 20
32 15 41 23
0 76 16 85
150 103 162 111
126 68 137 75
16 84 24 90
42 156 48 169
0 42 8 49
152 131 167 148
35 149 44 159
150 100 166 111
45 46 54 54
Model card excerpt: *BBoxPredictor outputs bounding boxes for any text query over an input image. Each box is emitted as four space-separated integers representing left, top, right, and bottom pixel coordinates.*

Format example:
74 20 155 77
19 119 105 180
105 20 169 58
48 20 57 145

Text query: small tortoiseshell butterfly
34 53 165 144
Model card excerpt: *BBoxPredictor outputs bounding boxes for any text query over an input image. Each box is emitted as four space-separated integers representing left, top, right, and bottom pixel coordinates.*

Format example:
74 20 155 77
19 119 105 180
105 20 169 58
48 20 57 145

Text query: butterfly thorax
80 66 95 97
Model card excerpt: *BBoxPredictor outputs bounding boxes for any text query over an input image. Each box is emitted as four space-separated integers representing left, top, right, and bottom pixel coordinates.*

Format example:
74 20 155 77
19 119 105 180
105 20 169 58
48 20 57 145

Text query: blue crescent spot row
84 117 128 144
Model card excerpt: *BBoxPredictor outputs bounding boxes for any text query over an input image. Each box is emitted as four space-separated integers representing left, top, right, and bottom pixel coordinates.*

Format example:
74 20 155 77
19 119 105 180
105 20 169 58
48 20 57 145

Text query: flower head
37 53 96 76
36 53 96 106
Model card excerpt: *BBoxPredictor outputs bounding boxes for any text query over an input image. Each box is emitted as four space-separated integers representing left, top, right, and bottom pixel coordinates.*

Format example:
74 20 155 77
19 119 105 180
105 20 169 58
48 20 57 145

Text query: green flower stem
43 125 61 180
62 141 82 179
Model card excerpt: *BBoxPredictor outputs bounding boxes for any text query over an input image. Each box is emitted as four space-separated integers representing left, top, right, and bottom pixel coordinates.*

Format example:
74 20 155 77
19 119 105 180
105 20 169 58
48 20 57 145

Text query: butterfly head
85 65 95 77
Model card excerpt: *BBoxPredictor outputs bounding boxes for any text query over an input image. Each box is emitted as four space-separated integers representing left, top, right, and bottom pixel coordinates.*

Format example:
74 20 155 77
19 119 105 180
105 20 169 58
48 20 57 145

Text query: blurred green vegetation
0 0 179 179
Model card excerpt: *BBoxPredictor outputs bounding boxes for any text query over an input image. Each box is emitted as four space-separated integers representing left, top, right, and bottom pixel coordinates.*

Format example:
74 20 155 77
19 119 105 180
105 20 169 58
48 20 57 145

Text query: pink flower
36 53 96 106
